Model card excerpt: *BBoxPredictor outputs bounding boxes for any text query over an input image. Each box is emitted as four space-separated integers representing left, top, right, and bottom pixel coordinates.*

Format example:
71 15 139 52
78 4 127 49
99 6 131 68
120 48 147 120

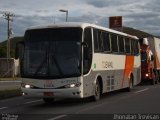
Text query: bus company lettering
44 80 54 88
102 61 113 68
61 79 77 84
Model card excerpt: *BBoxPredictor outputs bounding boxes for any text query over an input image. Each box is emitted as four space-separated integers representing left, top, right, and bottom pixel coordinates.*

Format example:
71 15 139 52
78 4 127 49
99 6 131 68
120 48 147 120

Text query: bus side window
98 30 103 52
111 34 118 53
125 38 131 54
102 32 111 52
134 40 139 55
118 36 125 53
131 39 135 55
83 27 93 74
93 29 103 52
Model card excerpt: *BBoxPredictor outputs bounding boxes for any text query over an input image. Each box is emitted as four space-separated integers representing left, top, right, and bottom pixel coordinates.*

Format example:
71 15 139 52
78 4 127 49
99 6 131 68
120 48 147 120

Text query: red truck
140 37 160 85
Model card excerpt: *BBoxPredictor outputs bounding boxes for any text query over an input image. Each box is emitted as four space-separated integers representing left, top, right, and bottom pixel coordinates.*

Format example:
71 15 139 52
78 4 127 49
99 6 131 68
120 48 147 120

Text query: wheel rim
130 77 133 89
95 82 100 99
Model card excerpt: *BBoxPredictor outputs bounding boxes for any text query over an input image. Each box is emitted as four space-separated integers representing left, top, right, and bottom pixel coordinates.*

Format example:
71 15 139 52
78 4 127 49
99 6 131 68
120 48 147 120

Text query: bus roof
27 22 138 39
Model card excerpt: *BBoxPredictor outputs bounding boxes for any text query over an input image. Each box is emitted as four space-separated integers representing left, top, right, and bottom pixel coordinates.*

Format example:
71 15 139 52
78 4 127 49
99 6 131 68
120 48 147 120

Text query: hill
122 26 153 38
0 37 23 58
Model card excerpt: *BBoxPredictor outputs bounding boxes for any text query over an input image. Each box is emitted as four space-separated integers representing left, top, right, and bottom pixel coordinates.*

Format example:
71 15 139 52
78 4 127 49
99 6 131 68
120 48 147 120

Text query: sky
0 0 160 42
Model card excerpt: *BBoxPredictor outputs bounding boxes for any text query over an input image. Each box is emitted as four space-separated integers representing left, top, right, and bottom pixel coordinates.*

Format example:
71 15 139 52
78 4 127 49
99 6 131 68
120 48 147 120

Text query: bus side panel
120 55 140 88
83 69 126 98
82 53 141 98
82 54 125 98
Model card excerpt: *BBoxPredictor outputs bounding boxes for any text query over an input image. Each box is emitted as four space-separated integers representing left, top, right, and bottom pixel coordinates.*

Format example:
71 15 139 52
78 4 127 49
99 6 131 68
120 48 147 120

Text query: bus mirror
15 41 25 59
81 42 88 48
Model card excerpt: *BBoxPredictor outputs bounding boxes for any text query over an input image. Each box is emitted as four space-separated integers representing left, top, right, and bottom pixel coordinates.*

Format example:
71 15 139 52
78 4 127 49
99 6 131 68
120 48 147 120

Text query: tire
155 71 159 84
151 78 156 85
91 80 101 101
151 71 156 85
126 76 133 92
43 98 55 104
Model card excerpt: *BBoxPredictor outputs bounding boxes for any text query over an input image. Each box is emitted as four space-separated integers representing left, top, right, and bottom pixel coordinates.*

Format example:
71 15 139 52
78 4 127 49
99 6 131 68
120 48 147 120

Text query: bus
18 22 141 103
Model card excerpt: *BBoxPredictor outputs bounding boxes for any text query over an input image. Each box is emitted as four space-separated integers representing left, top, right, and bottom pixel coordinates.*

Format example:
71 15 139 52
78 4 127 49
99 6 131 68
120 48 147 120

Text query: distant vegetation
0 26 154 58
122 26 153 38
0 37 23 58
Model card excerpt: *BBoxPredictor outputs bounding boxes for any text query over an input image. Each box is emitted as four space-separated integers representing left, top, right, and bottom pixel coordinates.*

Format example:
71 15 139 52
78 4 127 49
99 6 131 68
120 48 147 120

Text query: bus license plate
44 92 54 96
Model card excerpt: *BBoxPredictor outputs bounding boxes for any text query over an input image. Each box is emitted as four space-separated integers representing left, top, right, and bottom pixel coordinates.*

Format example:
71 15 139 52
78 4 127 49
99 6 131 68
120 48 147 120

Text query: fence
0 58 20 77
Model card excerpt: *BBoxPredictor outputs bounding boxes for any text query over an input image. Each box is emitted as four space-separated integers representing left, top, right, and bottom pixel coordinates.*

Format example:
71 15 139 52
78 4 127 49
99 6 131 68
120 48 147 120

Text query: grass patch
0 88 22 99
0 77 21 81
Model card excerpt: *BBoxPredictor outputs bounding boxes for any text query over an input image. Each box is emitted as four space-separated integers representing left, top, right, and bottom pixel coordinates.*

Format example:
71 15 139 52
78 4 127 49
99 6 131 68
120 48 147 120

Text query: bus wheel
126 76 133 92
151 78 156 85
91 80 101 101
151 71 156 85
155 71 159 84
43 98 55 104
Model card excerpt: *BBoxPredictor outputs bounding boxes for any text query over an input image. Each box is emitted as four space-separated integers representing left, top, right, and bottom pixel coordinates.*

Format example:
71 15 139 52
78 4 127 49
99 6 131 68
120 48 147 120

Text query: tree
0 46 7 58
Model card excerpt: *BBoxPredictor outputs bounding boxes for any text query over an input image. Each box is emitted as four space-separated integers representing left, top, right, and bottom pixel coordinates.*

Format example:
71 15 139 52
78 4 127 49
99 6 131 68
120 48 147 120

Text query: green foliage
0 46 7 58
122 26 153 38
0 37 23 58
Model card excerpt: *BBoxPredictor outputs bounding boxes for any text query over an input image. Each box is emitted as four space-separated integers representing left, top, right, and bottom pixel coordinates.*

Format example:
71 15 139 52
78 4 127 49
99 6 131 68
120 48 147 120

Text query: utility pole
3 12 14 58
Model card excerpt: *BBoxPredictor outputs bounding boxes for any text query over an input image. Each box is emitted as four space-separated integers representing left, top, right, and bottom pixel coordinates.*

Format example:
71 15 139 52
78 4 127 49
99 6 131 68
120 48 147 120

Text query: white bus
19 22 141 103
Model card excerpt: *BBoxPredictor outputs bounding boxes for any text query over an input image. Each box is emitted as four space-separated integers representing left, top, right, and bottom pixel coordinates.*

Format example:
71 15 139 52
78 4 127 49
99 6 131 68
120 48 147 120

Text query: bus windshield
22 27 82 79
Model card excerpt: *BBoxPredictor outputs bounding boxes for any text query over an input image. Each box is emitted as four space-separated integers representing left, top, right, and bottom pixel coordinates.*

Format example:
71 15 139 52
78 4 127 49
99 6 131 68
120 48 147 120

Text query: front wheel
91 80 101 101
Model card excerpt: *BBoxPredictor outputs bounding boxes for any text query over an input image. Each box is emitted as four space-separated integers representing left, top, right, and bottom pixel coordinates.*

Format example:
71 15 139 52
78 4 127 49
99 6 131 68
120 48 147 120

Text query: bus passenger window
102 32 110 52
93 29 103 52
111 34 118 53
125 38 131 54
134 40 139 55
118 36 125 53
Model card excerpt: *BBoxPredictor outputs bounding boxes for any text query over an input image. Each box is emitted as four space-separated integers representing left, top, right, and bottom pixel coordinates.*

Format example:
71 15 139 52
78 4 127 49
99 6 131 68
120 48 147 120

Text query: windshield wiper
52 54 64 76
33 51 47 76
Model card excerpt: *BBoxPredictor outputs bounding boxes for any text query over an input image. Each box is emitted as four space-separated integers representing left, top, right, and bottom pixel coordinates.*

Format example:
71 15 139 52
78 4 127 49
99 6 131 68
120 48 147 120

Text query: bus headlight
64 82 81 88
21 83 34 89
25 85 31 88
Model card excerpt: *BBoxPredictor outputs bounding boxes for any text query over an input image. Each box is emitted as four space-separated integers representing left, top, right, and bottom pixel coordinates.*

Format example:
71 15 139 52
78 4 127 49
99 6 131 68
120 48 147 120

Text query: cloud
0 0 160 42
86 0 135 8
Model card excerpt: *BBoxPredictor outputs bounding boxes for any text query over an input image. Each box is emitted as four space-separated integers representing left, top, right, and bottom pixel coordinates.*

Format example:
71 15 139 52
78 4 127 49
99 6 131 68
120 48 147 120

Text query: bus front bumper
21 87 83 99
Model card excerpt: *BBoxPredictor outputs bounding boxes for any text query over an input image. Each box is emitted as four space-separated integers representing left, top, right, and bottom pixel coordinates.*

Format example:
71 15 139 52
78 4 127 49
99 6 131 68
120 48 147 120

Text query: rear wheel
151 71 156 85
151 78 156 85
155 71 159 84
43 98 55 104
126 76 133 92
91 80 101 101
